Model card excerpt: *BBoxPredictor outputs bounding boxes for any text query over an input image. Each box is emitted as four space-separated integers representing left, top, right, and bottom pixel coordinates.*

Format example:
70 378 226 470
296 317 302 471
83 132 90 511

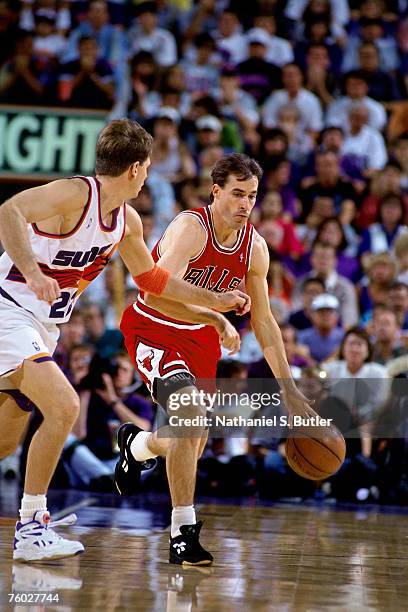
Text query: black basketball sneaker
169 522 214 566
114 423 156 496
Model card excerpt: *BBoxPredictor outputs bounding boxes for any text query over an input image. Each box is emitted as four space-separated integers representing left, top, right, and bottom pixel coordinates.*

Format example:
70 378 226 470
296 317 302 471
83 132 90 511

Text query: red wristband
133 264 170 296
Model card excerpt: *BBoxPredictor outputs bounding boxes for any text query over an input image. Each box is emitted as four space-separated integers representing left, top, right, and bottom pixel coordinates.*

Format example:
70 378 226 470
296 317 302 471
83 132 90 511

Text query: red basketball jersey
135 205 255 331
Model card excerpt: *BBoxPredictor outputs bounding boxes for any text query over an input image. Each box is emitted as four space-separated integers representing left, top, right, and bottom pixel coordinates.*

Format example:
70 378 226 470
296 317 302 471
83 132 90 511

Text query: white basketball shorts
0 295 59 378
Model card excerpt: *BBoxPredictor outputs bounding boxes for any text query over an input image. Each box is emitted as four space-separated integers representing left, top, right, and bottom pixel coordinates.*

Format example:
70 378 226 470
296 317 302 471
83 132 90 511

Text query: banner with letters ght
0 105 107 180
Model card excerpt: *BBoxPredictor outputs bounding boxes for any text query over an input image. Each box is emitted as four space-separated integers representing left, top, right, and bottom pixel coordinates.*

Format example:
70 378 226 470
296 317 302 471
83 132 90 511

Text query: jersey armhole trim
31 176 92 239
179 210 208 263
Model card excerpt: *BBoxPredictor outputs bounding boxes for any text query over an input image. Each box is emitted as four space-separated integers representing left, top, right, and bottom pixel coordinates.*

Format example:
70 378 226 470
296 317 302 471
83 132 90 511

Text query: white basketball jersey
0 176 126 324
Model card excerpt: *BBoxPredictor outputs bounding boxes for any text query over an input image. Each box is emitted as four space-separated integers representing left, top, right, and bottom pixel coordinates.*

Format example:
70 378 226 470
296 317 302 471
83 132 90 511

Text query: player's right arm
0 179 87 303
119 207 250 315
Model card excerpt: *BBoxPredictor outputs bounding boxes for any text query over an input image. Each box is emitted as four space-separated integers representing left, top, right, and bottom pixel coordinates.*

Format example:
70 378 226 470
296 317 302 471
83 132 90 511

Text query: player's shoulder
41 177 89 207
248 229 269 274
170 210 207 239
251 228 268 256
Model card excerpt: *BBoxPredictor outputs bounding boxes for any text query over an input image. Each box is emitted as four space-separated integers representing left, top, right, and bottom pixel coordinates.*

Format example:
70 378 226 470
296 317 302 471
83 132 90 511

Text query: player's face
131 157 151 197
213 175 258 230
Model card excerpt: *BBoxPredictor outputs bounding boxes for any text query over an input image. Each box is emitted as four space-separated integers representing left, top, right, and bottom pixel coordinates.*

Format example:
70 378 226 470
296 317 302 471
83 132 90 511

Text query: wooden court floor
1 503 407 611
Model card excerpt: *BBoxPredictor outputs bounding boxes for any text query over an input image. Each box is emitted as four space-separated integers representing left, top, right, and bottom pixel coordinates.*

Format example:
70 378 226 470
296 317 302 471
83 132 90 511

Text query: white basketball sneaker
13 511 84 562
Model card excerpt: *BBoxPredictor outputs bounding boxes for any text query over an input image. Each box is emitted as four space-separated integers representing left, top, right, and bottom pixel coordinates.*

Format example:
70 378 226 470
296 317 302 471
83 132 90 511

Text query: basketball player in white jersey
0 119 249 562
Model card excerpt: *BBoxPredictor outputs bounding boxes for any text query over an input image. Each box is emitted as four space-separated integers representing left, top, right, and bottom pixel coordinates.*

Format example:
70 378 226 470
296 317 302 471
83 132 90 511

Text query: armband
133 264 170 296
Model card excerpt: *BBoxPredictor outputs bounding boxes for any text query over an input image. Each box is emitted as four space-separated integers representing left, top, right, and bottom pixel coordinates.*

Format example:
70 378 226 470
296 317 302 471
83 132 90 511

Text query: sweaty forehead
224 175 259 192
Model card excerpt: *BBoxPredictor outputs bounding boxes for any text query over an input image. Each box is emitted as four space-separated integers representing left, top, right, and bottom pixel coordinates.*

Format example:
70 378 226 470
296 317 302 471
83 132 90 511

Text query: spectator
262 63 323 137
289 277 325 331
0 0 20 67
238 28 281 104
394 231 408 285
300 217 361 281
150 107 195 184
388 281 408 330
65 344 94 388
0 29 50 105
82 303 123 358
326 70 386 132
322 326 389 456
257 190 305 259
372 308 405 365
128 1 177 67
356 160 407 230
342 16 399 73
295 241 359 327
33 9 67 61
277 104 314 165
342 104 388 177
285 0 350 40
142 65 191 118
263 157 300 219
358 252 397 317
65 1 127 73
304 42 337 107
214 68 259 133
59 36 115 109
55 312 87 370
294 17 343 75
300 150 358 218
392 136 408 189
249 16 294 67
19 0 71 36
127 51 158 119
357 41 401 102
359 194 407 263
214 8 246 65
181 33 219 95
298 293 344 362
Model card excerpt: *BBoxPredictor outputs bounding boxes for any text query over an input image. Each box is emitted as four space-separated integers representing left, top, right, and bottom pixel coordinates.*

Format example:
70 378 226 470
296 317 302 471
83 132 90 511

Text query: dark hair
78 35 96 46
194 32 215 48
216 359 247 378
315 217 348 252
389 280 408 292
279 322 297 342
312 240 336 255
377 193 405 225
339 326 373 363
344 70 369 86
95 119 153 176
302 277 326 292
210 153 263 202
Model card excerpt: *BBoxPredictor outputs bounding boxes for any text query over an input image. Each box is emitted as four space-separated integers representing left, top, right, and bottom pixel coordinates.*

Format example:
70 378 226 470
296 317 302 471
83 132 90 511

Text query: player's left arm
246 232 317 425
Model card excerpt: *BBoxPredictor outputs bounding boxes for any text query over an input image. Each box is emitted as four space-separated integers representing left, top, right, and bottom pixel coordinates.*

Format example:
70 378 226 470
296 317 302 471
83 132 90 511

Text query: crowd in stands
0 0 408 505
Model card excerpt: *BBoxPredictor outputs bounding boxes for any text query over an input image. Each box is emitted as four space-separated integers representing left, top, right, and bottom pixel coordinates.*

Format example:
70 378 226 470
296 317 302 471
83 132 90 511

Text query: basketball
285 425 346 480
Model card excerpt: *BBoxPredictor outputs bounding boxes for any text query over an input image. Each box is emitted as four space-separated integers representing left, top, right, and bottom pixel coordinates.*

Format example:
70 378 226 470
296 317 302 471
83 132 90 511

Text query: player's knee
55 393 80 428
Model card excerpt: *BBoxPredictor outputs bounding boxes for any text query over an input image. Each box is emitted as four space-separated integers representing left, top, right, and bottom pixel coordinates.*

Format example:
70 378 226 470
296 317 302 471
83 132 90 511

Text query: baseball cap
196 115 222 132
155 107 180 124
311 293 339 311
247 28 270 47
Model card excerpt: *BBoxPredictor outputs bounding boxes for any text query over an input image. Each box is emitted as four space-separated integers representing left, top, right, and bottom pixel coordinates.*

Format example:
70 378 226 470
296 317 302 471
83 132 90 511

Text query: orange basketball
285 424 346 480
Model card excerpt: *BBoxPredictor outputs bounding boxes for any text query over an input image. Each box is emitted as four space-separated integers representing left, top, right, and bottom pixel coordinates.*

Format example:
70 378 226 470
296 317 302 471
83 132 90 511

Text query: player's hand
215 290 251 315
214 316 241 355
281 386 317 429
26 272 61 305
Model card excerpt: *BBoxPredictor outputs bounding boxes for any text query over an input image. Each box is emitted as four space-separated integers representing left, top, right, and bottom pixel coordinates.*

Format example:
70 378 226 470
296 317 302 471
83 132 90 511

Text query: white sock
19 494 47 523
130 431 157 462
171 505 196 538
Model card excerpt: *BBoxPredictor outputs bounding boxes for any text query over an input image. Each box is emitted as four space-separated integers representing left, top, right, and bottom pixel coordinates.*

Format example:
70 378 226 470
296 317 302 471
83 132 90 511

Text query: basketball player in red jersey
116 153 316 566
0 120 249 562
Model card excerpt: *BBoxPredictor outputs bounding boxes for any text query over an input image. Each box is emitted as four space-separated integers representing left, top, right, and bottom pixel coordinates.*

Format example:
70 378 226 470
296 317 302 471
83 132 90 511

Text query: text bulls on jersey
183 265 241 292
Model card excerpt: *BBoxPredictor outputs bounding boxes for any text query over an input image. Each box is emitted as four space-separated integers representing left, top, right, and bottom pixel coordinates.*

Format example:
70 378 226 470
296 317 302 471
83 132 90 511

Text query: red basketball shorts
120 304 221 401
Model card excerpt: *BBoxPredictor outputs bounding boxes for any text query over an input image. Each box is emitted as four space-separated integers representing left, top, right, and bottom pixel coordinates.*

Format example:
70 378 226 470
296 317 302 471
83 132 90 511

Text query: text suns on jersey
183 265 241 292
